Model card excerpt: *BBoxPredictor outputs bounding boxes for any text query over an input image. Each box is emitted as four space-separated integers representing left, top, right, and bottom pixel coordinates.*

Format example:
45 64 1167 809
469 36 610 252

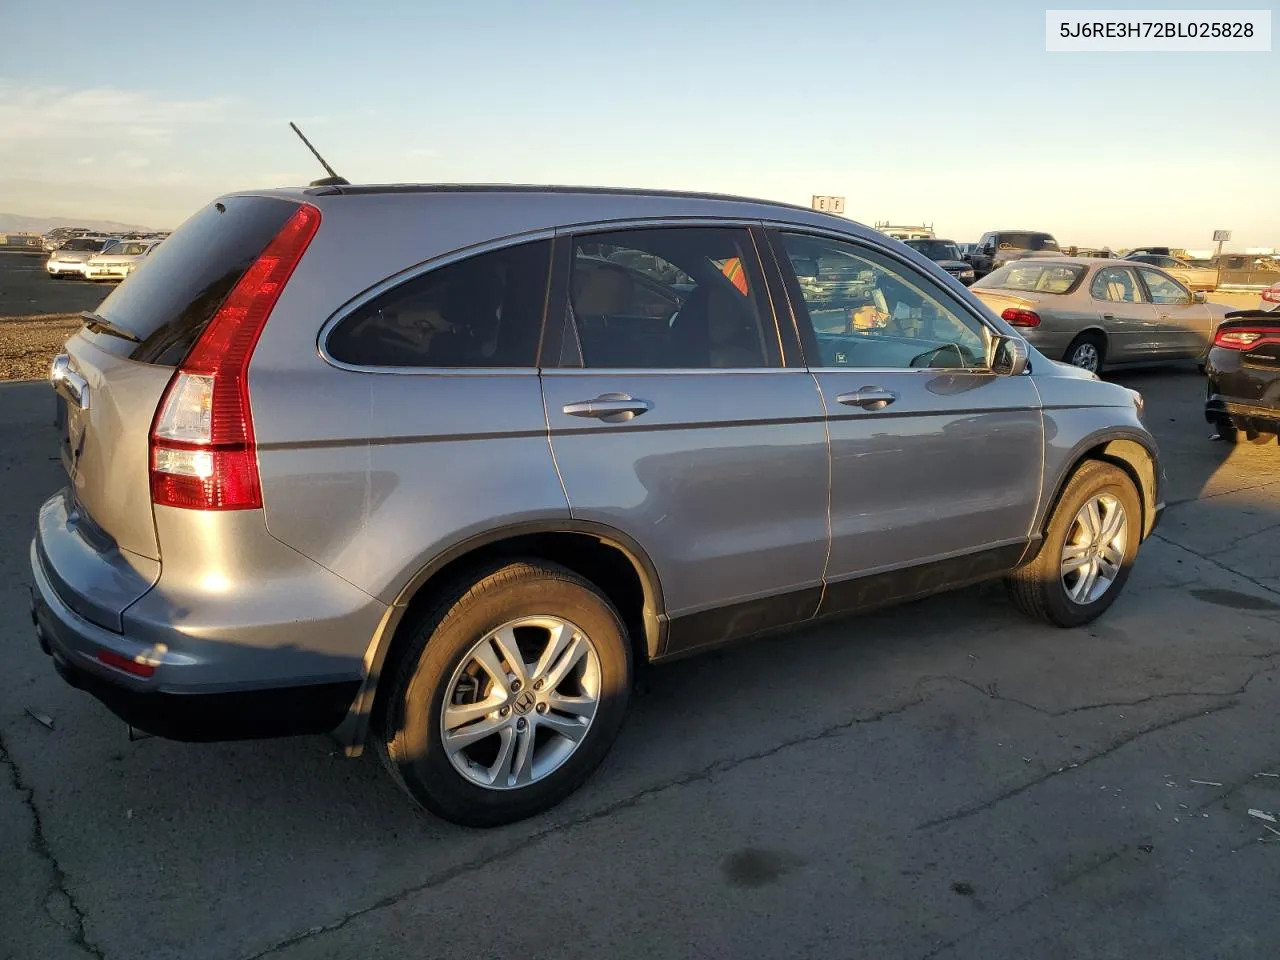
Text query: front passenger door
1136 267 1212 358
769 231 1043 614
1089 265 1159 363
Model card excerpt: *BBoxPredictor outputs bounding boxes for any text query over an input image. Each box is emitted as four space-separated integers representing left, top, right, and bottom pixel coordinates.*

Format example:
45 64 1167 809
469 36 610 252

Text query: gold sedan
1124 254 1218 292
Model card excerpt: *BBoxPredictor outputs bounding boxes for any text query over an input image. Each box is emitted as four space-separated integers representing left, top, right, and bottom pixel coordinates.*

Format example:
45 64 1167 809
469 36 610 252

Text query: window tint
780 233 988 370
326 240 551 368
1138 268 1191 305
567 227 773 369
977 262 1084 294
1091 267 1144 303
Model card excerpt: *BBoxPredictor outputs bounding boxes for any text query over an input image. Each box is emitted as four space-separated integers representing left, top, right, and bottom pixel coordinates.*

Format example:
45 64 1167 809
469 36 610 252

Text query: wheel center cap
513 690 536 715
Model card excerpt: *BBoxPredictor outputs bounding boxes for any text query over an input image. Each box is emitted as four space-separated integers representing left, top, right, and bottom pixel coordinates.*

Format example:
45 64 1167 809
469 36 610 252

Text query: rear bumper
30 541 361 740
1205 397 1280 437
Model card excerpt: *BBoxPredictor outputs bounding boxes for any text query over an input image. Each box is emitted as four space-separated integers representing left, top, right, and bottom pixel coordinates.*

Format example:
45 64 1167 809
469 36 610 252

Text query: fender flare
332 519 666 752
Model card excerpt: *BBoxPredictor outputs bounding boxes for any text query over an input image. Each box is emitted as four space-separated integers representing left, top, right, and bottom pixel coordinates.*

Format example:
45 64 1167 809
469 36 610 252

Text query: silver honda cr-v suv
31 185 1164 826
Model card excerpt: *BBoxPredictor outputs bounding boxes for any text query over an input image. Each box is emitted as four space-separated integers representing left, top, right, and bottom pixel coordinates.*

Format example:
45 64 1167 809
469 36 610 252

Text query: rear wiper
80 311 140 343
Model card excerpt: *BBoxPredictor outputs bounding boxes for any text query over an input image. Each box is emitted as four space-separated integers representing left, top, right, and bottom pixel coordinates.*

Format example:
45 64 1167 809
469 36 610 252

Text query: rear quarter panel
247 198 571 606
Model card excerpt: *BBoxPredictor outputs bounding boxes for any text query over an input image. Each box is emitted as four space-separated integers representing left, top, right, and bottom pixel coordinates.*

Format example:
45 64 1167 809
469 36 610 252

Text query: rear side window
325 240 551 368
100 196 299 364
1091 266 1145 302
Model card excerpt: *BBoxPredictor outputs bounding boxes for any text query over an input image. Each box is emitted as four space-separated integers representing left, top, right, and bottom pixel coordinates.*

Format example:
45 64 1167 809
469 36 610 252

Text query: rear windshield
96 196 299 364
975 262 1085 294
997 233 1060 252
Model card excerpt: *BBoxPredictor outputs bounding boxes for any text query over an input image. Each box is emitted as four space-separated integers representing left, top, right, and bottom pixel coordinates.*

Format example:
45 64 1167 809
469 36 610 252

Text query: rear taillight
1001 307 1041 328
1213 327 1280 351
1262 286 1280 304
150 203 321 510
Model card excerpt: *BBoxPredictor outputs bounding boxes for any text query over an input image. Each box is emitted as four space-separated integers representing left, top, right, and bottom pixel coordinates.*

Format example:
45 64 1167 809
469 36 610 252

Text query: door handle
835 386 897 411
1102 314 1117 322
562 393 652 423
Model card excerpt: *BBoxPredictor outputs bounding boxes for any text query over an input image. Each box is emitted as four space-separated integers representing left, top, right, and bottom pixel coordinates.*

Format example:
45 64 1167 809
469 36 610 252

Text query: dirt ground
0 314 81 381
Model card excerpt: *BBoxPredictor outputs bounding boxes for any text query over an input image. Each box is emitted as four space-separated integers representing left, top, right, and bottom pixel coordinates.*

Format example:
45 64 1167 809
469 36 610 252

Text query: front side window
325 240 551 368
568 227 773 369
1091 266 1145 303
1137 268 1191 305
780 233 988 370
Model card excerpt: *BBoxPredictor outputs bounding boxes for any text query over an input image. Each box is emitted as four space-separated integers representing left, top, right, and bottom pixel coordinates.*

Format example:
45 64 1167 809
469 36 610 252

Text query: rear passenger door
541 225 830 655
767 230 1043 614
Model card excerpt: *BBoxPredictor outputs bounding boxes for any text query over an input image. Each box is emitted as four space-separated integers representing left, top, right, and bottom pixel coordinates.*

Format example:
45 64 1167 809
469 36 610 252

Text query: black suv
903 238 976 286
968 230 1061 278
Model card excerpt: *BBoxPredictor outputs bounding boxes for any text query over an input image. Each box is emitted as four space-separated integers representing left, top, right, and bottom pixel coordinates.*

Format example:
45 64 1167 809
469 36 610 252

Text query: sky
1 0 1277 251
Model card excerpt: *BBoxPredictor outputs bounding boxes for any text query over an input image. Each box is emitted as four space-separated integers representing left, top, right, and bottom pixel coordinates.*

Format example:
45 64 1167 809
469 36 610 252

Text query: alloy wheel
1060 493 1128 605
1070 342 1100 372
440 616 601 790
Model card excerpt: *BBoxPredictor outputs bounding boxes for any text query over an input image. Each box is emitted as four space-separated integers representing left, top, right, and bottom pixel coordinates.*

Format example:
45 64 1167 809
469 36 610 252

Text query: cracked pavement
2 367 1279 960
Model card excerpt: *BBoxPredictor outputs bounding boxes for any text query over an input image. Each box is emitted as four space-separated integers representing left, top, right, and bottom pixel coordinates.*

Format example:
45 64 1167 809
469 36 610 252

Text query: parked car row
45 235 163 281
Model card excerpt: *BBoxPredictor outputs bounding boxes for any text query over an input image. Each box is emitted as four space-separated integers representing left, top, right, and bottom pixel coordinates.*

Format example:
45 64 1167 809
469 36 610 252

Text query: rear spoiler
1223 310 1280 321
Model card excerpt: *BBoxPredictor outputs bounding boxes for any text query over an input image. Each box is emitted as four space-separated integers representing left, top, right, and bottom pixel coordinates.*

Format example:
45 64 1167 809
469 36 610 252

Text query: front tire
377 560 632 827
1006 460 1141 627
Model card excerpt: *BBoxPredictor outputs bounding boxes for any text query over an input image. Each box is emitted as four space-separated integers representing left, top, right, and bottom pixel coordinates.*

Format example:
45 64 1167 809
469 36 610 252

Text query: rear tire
1006 460 1141 627
376 559 632 827
1064 333 1106 373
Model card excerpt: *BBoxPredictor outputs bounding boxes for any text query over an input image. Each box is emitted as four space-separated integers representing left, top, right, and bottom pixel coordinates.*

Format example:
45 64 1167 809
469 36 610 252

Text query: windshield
112 242 150 256
905 240 963 261
61 238 109 252
997 233 1060 252
975 262 1085 294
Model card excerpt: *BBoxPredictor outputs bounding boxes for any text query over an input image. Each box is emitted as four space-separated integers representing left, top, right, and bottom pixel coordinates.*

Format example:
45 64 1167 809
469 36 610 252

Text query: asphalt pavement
0 253 111 318
2 370 1279 960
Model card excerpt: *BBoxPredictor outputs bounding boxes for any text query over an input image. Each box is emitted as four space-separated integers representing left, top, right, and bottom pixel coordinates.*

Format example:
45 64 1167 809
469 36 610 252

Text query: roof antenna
289 121 349 187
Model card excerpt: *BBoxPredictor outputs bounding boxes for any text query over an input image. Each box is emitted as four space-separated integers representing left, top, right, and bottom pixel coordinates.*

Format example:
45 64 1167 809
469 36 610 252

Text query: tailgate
51 195 303 563
57 333 174 560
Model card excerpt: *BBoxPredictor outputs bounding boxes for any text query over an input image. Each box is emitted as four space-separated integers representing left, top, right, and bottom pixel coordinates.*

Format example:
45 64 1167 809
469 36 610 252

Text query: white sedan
46 237 117 278
83 239 162 281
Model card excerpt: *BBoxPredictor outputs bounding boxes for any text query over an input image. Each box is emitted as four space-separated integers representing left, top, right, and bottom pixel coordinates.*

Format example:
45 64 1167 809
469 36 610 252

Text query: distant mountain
0 212 155 235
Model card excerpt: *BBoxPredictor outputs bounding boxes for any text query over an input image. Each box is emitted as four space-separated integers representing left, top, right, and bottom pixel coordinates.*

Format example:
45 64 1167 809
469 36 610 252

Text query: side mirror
1193 291 1207 303
991 335 1029 376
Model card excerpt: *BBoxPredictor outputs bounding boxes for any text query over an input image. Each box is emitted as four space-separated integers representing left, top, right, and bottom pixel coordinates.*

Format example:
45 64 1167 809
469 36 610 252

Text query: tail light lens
1213 327 1280 351
150 203 321 510
1262 287 1280 304
1001 307 1041 328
